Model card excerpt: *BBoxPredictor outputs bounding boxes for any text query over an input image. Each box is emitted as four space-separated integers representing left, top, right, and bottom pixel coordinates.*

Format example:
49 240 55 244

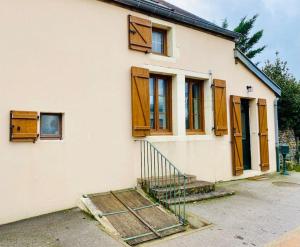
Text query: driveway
1 172 300 247
152 172 300 247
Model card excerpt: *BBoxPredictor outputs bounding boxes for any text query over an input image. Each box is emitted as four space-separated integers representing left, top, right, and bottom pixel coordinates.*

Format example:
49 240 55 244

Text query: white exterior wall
0 0 277 225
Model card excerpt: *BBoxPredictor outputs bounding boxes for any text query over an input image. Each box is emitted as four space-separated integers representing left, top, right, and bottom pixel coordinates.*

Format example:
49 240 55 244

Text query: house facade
0 0 280 225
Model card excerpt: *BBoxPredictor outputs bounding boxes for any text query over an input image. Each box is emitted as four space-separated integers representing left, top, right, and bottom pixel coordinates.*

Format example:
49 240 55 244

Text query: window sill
148 53 176 62
151 51 168 57
150 131 173 136
186 131 206 135
40 137 63 141
146 134 214 143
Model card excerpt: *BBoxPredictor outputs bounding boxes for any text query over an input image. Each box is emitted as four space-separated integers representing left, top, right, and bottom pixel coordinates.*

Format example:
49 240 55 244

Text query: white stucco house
0 0 281 225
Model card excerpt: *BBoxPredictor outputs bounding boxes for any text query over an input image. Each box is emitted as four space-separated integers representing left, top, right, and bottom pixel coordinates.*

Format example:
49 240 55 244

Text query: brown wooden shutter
129 15 152 53
258 99 270 171
230 96 243 176
131 67 150 137
10 111 39 143
213 79 228 136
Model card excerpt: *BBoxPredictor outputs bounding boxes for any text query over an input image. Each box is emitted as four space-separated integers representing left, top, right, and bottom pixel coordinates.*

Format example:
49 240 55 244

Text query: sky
168 0 300 80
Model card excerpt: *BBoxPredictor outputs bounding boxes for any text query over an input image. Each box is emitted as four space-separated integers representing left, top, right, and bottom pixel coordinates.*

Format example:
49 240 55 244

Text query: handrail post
183 175 186 224
136 140 187 225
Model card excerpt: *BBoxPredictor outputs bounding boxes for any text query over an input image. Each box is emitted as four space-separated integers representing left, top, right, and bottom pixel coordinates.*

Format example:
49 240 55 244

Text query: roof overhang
107 0 240 40
234 49 281 97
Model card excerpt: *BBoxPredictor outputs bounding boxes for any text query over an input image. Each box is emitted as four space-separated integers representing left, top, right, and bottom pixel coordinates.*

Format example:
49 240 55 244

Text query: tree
222 15 266 59
262 53 300 137
222 18 228 29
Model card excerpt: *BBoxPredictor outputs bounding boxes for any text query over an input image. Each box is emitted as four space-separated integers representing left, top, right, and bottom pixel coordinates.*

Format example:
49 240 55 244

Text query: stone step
151 180 215 199
137 174 197 188
161 189 235 205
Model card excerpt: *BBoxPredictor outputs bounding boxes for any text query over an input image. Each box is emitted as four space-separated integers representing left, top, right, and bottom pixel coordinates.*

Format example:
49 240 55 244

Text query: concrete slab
0 208 123 247
266 226 300 247
150 172 300 247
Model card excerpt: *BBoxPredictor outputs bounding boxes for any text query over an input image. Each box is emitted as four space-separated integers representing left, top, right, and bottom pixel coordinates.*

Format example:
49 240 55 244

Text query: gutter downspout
274 98 280 172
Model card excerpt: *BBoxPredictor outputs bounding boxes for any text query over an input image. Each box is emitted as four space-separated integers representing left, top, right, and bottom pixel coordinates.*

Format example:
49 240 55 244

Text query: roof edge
108 0 240 40
234 49 281 97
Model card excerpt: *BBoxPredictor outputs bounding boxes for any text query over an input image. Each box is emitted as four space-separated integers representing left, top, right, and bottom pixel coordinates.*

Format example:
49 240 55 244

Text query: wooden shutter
230 96 243 176
10 111 39 143
213 79 228 136
131 67 150 137
129 15 152 53
258 99 270 171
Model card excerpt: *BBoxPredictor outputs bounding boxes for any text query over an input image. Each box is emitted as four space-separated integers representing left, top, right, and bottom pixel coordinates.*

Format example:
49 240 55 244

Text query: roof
234 49 281 96
108 0 240 40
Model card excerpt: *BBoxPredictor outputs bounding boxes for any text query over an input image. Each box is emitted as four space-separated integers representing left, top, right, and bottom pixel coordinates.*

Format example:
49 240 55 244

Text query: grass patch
294 166 300 172
286 161 300 172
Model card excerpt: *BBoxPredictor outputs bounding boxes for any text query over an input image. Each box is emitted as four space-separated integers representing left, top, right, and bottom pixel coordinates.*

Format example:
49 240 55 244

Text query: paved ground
0 209 123 247
266 227 300 247
0 172 300 247
153 172 300 247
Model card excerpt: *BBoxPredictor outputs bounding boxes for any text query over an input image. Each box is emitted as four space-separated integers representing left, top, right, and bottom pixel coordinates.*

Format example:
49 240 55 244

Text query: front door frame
230 95 256 176
241 98 252 170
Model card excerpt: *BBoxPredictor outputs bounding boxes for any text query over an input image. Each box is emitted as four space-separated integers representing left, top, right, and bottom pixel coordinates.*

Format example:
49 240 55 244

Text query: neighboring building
0 0 281 225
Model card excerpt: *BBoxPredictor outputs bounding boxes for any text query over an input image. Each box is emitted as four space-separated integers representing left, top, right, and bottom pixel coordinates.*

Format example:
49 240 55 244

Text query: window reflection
149 75 170 132
150 78 155 129
158 79 167 129
152 31 164 54
185 79 203 132
192 83 200 130
185 82 190 129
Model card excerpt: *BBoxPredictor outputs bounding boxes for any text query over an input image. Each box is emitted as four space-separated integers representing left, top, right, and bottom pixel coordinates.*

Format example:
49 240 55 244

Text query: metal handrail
143 140 187 178
135 139 187 224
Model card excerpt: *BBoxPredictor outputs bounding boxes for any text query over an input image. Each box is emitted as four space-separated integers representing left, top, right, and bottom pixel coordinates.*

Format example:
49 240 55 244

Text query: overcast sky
168 0 300 80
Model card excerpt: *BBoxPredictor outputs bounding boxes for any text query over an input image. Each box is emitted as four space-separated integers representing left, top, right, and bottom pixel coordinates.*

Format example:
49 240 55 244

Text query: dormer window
152 27 167 56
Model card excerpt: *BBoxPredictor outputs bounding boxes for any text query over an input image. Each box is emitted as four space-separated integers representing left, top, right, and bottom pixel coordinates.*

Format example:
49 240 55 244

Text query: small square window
152 27 167 55
40 113 63 140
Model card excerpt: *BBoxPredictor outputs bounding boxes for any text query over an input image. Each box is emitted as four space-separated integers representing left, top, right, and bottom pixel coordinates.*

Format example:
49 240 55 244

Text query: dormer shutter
129 15 152 53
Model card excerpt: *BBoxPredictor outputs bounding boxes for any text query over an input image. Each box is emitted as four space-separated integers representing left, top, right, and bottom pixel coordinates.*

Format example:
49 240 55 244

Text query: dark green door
241 99 251 170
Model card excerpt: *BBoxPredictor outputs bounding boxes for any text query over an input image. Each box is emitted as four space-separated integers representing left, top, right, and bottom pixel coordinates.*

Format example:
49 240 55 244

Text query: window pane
192 83 200 98
194 114 199 129
41 114 60 136
192 83 201 130
159 113 167 129
185 82 190 129
149 75 171 132
149 78 155 129
152 30 164 54
158 79 167 129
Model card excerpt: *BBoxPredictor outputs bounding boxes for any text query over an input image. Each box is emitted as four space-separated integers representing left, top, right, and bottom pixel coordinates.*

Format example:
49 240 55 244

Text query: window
40 113 63 139
185 79 205 134
152 27 167 55
150 74 172 134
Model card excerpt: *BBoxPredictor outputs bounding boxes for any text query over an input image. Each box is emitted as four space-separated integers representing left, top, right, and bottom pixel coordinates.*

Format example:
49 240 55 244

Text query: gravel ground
0 172 300 247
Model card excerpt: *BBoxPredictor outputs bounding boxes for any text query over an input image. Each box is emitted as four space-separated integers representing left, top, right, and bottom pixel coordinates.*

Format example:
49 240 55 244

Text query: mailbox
280 144 289 155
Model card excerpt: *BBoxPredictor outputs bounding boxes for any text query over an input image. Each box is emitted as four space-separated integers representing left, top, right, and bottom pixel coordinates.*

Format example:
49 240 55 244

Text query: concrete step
161 189 235 205
151 180 215 199
138 174 197 188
